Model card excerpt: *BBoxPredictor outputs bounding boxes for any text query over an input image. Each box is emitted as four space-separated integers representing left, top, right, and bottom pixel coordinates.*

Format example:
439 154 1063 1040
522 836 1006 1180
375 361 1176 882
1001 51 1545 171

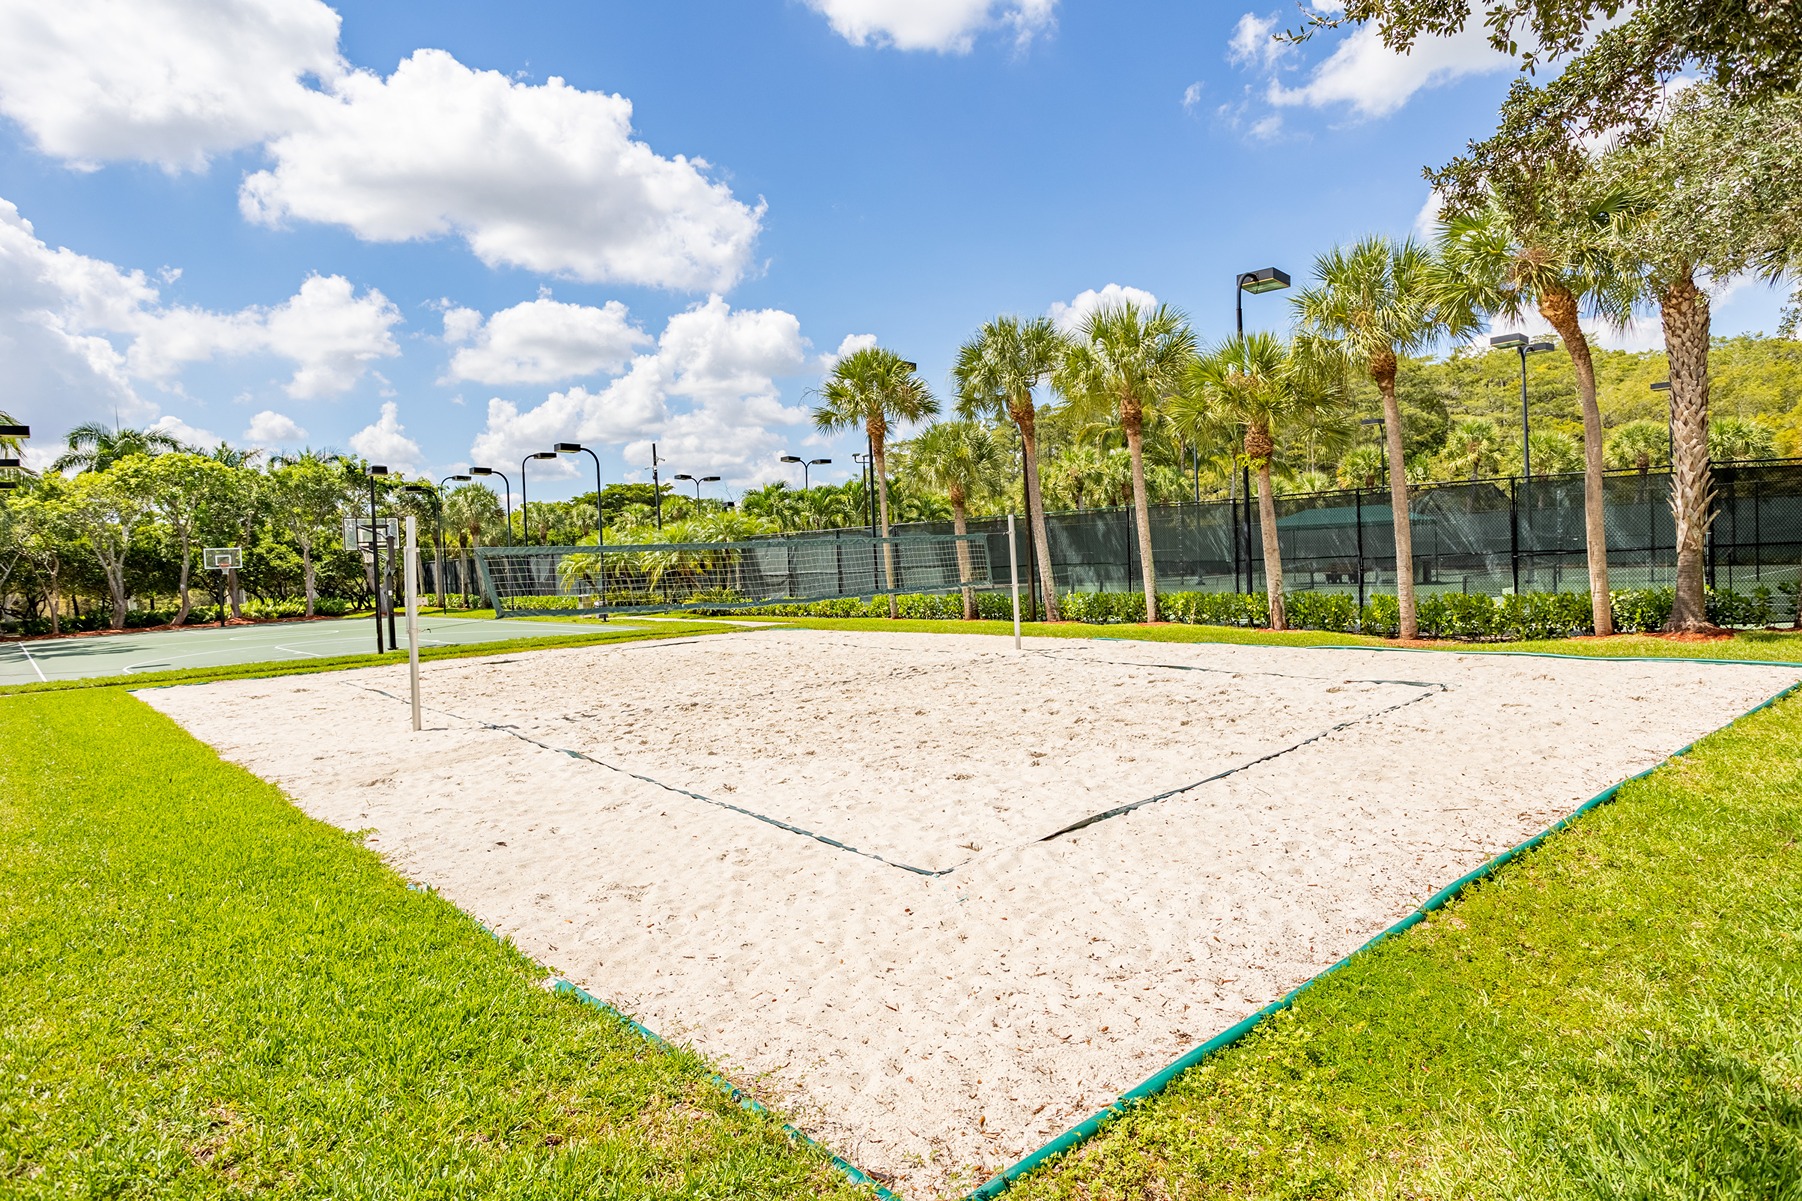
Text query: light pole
553 442 606 544
0 423 26 492
780 455 832 490
438 474 470 607
520 451 557 544
1234 269 1291 593
1651 379 1674 465
366 465 389 653
1490 333 1556 481
674 473 721 500
470 466 512 546
404 483 446 612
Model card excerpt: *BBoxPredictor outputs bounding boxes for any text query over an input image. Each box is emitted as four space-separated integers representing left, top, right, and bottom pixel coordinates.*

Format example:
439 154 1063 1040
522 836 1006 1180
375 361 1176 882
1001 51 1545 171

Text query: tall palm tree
906 421 1009 619
50 422 188 473
444 483 502 605
1709 415 1777 462
1436 196 1633 634
1604 420 1670 474
1171 332 1350 630
1054 303 1196 622
812 346 939 617
954 315 1068 620
1442 417 1507 482
1295 236 1450 639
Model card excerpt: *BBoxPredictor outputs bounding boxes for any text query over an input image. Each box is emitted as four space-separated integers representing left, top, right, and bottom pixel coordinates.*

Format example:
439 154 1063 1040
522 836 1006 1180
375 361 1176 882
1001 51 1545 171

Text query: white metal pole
1008 512 1021 651
404 515 421 731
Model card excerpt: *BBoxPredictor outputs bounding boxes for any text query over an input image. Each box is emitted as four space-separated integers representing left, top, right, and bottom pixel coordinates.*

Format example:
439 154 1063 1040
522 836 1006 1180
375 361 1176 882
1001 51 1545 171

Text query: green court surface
0 615 624 686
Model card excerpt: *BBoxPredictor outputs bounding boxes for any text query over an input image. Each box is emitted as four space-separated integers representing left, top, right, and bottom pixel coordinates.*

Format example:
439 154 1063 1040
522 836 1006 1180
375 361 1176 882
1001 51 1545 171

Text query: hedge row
9 596 355 636
709 583 1797 641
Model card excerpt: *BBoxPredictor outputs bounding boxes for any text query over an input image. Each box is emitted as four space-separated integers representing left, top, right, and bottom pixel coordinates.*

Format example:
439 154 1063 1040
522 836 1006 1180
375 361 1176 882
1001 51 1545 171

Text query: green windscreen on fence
474 532 992 617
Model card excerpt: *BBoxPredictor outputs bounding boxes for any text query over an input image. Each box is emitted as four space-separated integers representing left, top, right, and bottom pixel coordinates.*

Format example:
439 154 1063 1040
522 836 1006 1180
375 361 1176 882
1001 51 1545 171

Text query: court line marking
12 642 46 683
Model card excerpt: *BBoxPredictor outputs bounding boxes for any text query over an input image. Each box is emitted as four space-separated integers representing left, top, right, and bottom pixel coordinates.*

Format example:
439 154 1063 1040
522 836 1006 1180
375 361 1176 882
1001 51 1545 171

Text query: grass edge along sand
0 687 878 1199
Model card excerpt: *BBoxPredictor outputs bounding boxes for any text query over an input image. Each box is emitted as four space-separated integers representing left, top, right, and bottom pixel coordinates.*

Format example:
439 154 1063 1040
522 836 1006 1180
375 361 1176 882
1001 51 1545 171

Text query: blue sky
0 0 1788 500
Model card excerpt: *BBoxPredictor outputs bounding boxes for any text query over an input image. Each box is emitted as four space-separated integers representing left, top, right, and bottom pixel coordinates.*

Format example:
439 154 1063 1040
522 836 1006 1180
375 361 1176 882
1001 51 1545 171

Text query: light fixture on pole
520 451 557 544
0 425 28 491
1651 379 1673 465
1235 268 1291 335
1490 333 1555 481
673 473 721 500
437 474 470 608
553 442 606 544
469 466 512 546
780 455 832 490
402 483 444 612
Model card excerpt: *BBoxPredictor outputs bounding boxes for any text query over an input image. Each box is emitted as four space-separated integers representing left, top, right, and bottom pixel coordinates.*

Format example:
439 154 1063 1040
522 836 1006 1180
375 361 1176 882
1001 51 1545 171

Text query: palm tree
1709 415 1777 462
1604 420 1670 474
954 315 1068 620
812 346 939 618
1054 303 1196 622
1437 196 1634 634
1441 417 1507 482
1295 236 1450 639
445 484 502 606
51 422 188 473
1171 333 1350 630
1337 444 1387 489
906 421 1009 618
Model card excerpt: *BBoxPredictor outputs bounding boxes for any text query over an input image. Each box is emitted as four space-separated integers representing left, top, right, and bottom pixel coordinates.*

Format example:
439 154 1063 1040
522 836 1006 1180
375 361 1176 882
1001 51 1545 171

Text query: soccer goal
474 532 993 617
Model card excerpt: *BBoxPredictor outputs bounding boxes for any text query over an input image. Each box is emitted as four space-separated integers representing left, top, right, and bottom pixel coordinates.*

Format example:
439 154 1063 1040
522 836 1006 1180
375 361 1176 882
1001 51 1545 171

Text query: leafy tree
1710 415 1778 462
1437 193 1633 633
11 479 75 634
1337 444 1387 489
63 461 154 628
1295 235 1451 639
813 347 939 617
267 454 353 616
954 316 1068 620
1055 303 1196 621
1604 419 1670 473
904 421 1009 618
51 423 187 474
139 453 238 624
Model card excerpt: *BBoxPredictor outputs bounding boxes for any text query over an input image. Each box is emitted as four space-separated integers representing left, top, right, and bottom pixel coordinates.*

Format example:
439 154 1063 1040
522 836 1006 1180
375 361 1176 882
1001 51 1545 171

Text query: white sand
141 629 1799 1198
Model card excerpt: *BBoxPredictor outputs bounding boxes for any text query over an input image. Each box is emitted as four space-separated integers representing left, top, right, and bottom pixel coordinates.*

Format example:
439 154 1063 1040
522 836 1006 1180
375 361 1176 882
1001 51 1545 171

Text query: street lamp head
779 455 803 464
1237 267 1290 294
529 451 558 460
368 465 389 476
446 473 472 482
809 458 832 466
1650 380 1672 392
1488 332 1528 349
470 466 496 476
701 475 721 483
0 425 28 437
674 473 695 482
402 483 431 493
1527 340 1556 354
554 442 583 453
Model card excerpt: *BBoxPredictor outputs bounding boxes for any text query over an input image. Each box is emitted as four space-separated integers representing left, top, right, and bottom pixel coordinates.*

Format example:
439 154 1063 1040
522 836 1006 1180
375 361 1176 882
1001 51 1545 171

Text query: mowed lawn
4 624 1802 1199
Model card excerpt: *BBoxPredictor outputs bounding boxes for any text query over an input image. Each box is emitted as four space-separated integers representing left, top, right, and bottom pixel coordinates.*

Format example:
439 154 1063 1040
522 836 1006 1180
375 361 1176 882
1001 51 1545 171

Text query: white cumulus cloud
0 0 344 170
148 414 221 449
443 297 653 386
1265 20 1513 119
349 401 422 474
244 410 308 445
240 49 764 291
0 196 399 442
1228 12 1285 69
805 0 1056 52
470 296 809 482
1049 284 1160 334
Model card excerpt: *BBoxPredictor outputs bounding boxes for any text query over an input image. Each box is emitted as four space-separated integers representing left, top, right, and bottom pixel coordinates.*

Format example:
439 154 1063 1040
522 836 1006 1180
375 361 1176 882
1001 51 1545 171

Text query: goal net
474 532 993 617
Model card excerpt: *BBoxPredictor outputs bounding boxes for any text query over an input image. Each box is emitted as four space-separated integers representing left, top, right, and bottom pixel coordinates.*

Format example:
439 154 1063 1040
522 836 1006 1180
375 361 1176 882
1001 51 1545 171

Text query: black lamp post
1490 333 1556 481
438 474 470 607
366 465 389 653
780 455 832 490
520 452 557 544
674 473 721 500
403 483 445 612
469 466 512 546
1651 379 1674 465
552 442 606 544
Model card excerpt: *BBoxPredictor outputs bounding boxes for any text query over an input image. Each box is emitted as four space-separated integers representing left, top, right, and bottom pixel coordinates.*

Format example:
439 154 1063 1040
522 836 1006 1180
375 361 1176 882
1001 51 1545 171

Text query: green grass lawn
6 618 1802 1199
0 688 869 1199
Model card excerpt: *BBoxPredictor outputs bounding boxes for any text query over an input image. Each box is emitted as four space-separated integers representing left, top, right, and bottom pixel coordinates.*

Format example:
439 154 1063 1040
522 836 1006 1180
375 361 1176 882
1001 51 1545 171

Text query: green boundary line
961 676 1802 1200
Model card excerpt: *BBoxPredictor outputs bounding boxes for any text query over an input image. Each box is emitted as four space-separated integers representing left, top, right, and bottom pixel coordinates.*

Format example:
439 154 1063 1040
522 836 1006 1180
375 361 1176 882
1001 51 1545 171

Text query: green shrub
1361 594 1401 638
1284 591 1360 633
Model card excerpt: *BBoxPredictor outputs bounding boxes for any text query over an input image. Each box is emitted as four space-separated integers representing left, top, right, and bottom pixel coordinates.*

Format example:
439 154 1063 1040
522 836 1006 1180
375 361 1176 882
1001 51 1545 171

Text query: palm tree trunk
872 431 897 620
1256 457 1286 631
951 487 975 621
1122 403 1159 622
1661 271 1714 631
1539 284 1613 635
1374 354 1417 639
1013 400 1061 621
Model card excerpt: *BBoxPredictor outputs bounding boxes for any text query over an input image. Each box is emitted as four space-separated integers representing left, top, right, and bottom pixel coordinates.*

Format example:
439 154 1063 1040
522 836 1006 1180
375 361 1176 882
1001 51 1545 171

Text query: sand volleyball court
143 629 1802 1198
